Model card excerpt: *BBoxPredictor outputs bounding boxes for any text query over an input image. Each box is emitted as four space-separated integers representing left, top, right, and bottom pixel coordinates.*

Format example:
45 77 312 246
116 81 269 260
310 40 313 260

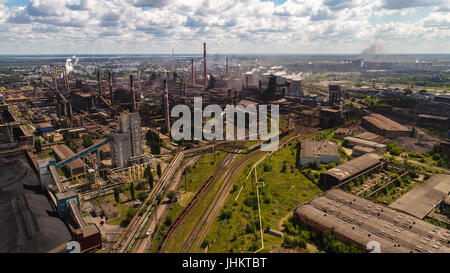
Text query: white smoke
65 55 79 74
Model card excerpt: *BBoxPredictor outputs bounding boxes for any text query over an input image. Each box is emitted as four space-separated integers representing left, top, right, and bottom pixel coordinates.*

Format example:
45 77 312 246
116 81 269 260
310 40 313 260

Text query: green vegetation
205 140 323 253
34 137 42 153
283 217 362 253
385 75 450 90
157 163 162 178
387 142 405 156
146 130 162 154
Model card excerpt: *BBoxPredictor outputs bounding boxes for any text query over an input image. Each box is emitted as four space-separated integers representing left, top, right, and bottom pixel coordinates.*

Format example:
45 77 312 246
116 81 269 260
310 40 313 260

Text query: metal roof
389 174 450 219
295 189 450 253
322 153 383 181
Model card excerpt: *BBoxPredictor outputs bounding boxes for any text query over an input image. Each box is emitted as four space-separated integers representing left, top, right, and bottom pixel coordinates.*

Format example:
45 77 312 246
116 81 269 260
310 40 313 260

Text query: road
132 155 201 253
108 151 184 253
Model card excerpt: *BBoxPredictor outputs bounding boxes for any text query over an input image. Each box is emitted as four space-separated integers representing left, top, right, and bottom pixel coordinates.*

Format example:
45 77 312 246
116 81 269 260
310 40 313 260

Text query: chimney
226 57 228 77
245 76 249 92
163 80 170 133
234 90 237 106
62 66 68 93
228 89 231 98
51 65 58 91
191 59 195 86
258 80 262 93
130 74 136 112
180 81 183 96
109 72 114 106
69 103 73 118
203 42 207 89
97 69 102 97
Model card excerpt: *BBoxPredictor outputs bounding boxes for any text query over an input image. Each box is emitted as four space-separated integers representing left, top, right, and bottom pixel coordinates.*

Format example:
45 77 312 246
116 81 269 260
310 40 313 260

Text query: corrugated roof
301 139 339 158
294 189 450 253
363 114 410 132
322 153 382 181
389 174 450 219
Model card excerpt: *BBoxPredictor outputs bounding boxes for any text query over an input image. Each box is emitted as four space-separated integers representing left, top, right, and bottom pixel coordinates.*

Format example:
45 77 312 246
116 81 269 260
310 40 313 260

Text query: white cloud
0 0 448 54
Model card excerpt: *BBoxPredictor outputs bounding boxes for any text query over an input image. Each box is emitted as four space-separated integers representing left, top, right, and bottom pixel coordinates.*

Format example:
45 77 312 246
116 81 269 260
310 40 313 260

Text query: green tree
148 171 154 190
150 142 161 154
157 163 162 178
182 166 192 192
130 182 135 200
114 188 120 203
167 190 176 203
34 138 42 153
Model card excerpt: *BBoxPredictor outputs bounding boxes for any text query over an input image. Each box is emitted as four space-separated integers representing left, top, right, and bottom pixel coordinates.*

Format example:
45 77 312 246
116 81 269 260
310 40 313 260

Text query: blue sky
0 0 448 54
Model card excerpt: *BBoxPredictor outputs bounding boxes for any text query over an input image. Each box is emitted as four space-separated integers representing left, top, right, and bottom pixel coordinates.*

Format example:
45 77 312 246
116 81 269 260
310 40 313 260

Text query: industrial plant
0 1 449 256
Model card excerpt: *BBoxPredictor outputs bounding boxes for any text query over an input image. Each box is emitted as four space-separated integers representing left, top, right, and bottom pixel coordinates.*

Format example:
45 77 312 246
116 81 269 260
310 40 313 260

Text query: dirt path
278 212 291 230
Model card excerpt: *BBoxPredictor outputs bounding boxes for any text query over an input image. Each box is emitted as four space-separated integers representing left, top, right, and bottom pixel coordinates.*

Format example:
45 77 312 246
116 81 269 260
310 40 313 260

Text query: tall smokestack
163 80 170 133
109 72 114 106
62 66 69 93
234 90 237 106
226 57 228 77
130 75 136 112
191 59 195 86
203 42 207 89
97 69 102 97
51 65 58 91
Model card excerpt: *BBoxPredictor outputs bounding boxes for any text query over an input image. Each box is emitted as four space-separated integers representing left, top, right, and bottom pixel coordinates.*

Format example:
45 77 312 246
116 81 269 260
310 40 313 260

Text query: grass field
204 140 323 253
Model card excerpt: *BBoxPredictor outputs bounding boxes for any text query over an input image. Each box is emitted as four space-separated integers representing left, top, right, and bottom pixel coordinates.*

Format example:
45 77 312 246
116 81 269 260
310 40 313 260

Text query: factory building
328 84 342 107
320 153 383 187
389 174 450 219
299 139 339 167
51 144 84 175
362 114 413 138
294 189 450 253
319 108 345 129
417 114 449 129
434 140 450 155
344 136 386 153
71 91 95 112
288 78 303 97
111 112 144 168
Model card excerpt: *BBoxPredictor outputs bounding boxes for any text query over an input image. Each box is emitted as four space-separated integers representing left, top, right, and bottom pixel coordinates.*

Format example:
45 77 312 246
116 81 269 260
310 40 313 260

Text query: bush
164 216 172 226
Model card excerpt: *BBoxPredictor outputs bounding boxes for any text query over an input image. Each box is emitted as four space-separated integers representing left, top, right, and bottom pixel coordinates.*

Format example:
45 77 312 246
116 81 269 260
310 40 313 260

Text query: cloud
380 0 443 10
130 0 171 8
0 0 448 54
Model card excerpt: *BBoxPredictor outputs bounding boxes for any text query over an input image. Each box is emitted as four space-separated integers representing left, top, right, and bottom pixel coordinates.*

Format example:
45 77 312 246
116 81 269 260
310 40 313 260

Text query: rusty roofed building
320 153 383 187
294 189 450 253
362 114 413 138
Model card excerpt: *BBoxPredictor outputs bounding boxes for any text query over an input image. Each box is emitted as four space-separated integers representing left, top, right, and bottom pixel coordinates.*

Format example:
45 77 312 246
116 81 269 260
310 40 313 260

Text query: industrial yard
1 27 449 254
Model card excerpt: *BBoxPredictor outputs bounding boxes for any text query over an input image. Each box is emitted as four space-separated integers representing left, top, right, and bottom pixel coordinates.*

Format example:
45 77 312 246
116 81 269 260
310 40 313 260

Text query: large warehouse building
299 139 340 167
389 174 450 219
362 113 414 138
294 189 450 253
320 153 383 187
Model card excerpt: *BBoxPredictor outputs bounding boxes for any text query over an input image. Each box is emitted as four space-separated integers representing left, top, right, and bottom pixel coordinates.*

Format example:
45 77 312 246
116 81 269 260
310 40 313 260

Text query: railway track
161 135 296 253
109 151 184 253
180 150 266 253
160 150 238 252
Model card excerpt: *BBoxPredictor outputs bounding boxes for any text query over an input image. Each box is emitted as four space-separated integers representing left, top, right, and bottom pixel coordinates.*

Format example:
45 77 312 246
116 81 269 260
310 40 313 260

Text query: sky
0 0 449 55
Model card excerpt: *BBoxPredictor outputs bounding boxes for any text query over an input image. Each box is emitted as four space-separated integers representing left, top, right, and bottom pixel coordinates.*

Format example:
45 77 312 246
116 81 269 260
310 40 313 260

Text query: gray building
294 189 450 253
300 139 339 167
320 153 383 187
111 112 144 168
